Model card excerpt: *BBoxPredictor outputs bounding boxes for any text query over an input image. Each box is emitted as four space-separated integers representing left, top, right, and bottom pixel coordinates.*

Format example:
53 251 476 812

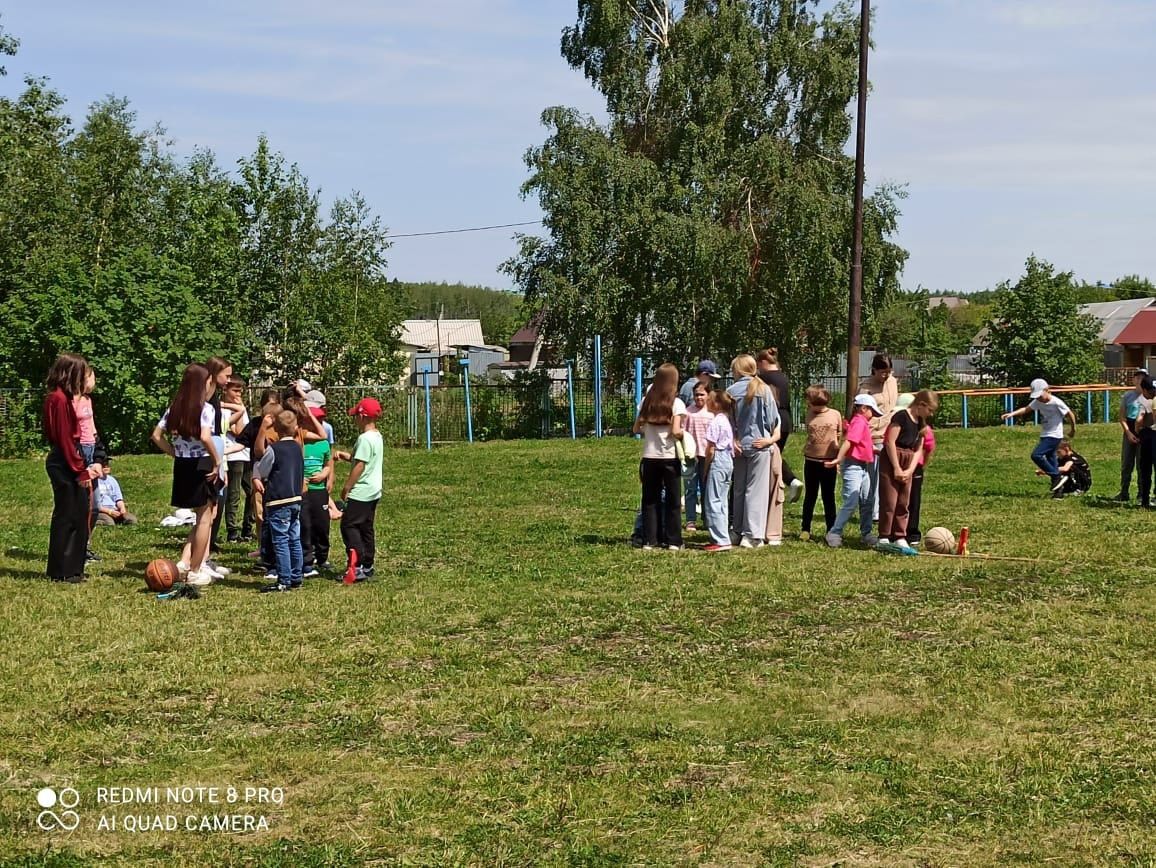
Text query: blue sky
2 0 1154 294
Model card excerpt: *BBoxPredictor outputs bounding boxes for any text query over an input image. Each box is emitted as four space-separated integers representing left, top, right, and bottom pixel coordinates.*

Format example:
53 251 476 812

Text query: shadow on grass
575 533 631 547
1083 495 1145 510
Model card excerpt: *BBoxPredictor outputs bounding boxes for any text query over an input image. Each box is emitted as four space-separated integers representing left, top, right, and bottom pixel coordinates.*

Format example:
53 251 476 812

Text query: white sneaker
185 570 212 587
767 539 783 546
754 540 766 549
739 536 755 549
205 560 231 577
788 478 804 504
176 561 190 577
303 567 319 578
198 563 225 580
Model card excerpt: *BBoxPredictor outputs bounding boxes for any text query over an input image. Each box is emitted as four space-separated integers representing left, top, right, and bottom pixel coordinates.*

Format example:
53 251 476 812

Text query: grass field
1 423 1155 865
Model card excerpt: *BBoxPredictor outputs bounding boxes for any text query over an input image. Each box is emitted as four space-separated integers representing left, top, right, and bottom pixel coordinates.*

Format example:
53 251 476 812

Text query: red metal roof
1115 309 1156 345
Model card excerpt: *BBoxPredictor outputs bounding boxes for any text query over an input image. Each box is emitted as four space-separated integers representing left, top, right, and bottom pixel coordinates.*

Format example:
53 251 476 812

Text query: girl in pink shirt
73 368 98 465
682 382 715 532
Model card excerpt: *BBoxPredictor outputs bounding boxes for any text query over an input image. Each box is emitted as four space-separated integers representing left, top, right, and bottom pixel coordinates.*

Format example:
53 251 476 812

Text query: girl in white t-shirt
631 363 687 550
151 363 220 587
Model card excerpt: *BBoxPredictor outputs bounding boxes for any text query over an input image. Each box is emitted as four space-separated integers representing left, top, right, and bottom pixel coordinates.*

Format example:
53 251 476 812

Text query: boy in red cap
339 398 383 582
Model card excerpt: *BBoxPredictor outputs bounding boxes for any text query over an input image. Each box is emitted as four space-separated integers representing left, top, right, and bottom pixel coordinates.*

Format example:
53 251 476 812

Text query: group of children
632 352 941 556
149 364 386 592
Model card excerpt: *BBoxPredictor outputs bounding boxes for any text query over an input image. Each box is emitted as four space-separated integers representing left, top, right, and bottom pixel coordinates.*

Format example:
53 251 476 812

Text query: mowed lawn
1 423 1154 865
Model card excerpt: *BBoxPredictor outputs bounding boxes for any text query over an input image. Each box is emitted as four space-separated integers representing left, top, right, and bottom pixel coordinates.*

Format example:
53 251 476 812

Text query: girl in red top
43 353 101 583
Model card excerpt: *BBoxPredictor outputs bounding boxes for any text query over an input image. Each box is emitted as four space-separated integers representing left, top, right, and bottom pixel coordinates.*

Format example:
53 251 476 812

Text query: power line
385 220 541 240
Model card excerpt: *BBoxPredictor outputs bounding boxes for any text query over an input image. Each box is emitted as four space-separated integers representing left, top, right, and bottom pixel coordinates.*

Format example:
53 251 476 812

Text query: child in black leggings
799 385 841 540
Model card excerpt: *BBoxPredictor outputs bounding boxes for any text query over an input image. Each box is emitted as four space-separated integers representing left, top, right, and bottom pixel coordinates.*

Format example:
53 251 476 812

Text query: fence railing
0 377 1137 456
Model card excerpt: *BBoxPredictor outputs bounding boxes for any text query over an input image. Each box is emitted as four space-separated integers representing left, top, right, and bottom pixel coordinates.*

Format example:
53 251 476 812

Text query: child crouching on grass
1054 440 1091 497
702 390 736 552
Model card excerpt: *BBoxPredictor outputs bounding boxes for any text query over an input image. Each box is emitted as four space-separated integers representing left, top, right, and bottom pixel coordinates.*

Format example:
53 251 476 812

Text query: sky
2 0 1154 294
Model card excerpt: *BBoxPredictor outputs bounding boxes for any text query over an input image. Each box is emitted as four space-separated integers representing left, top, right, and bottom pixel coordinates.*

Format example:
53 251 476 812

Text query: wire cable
385 220 541 240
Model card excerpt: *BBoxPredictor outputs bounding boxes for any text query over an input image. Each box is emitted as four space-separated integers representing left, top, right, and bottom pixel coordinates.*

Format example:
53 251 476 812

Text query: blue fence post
566 361 576 439
593 335 603 438
1085 390 1092 425
1004 392 1012 426
423 371 432 451
1104 388 1111 423
459 359 473 444
962 394 969 429
634 357 643 439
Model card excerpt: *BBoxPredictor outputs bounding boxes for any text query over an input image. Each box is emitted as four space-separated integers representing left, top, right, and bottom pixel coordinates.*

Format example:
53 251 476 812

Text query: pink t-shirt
919 425 936 467
845 413 874 463
73 395 96 445
684 405 715 458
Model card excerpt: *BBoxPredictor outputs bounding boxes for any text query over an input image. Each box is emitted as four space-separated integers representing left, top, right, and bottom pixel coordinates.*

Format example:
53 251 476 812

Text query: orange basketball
145 559 179 592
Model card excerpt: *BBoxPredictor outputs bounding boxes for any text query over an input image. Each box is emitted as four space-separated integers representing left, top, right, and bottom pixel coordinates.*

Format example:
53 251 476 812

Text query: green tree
234 135 322 378
404 281 524 345
504 0 906 382
0 15 17 76
978 256 1102 387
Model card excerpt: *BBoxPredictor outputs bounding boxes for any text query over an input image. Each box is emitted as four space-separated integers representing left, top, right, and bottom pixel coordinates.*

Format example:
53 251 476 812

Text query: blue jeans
704 452 733 546
266 503 303 586
80 443 95 465
830 460 874 539
1032 437 1062 478
684 458 704 523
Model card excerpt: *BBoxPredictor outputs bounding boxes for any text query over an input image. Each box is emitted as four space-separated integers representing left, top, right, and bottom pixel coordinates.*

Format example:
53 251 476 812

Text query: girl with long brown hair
43 353 101 583
151 364 222 587
632 363 687 549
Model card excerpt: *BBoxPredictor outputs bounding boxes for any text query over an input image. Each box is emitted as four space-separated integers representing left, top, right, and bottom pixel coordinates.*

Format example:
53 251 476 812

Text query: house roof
399 319 485 355
510 310 547 345
1114 308 1156 345
928 295 968 310
1080 298 1156 344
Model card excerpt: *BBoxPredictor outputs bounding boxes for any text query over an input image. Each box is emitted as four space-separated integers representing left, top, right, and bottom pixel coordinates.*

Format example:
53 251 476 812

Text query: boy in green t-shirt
300 411 334 576
340 398 384 582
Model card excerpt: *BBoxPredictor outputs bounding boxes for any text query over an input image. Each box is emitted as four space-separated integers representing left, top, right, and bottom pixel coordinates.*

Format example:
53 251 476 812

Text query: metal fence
0 373 1135 456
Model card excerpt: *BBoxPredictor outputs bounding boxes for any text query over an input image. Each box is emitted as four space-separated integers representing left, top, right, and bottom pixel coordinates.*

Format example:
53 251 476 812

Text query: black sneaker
85 549 101 562
259 582 292 593
227 533 242 544
1112 493 1130 502
52 574 86 584
354 566 375 582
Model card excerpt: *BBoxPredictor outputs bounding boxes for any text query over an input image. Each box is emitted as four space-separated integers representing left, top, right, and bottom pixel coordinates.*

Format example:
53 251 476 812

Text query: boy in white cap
1000 378 1076 492
823 393 883 548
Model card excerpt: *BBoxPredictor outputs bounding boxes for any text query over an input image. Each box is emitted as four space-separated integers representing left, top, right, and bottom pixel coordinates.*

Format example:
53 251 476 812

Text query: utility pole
846 0 870 414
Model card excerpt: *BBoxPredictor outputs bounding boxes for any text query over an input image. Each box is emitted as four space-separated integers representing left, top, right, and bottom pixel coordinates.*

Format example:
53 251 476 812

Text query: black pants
642 458 682 547
225 460 253 538
779 429 797 487
801 458 837 533
300 488 331 567
47 450 90 579
908 466 925 543
1138 430 1155 507
209 487 226 552
341 498 378 569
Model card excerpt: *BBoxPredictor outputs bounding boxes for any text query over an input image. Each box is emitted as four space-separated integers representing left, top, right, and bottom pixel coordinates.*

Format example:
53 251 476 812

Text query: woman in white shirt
151 364 220 587
632 363 687 550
